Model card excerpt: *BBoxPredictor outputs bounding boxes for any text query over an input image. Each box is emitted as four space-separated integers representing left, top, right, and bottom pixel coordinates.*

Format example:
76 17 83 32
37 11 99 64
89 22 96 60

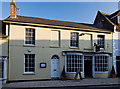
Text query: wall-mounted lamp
79 33 85 36
28 49 32 52
79 33 92 36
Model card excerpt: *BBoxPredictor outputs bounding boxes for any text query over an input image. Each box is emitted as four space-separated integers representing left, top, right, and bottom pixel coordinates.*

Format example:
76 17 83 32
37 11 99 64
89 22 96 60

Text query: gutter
3 21 112 34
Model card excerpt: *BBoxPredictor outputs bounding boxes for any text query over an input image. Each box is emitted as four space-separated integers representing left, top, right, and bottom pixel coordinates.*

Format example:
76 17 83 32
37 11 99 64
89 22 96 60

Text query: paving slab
1 78 120 89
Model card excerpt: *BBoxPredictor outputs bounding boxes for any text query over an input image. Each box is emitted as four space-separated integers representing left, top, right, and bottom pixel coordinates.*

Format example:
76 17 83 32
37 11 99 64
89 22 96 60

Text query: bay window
95 55 108 72
66 53 83 73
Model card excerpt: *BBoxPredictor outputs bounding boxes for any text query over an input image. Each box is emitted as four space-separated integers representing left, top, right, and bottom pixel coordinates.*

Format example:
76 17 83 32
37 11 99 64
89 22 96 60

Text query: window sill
100 48 105 49
69 47 79 49
49 46 60 48
95 72 108 73
66 72 83 74
23 73 35 75
23 44 36 47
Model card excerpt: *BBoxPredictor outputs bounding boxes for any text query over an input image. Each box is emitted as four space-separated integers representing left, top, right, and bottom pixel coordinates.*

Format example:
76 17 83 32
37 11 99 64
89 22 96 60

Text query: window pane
66 54 83 73
95 55 108 72
25 28 35 45
24 54 35 73
70 32 79 47
97 35 105 48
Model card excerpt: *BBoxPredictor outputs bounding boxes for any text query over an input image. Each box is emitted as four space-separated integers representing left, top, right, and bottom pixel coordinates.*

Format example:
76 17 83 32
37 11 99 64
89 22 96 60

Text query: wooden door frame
84 55 93 78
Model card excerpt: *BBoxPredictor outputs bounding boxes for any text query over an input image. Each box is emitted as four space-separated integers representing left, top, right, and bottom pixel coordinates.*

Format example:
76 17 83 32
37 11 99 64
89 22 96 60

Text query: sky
1 2 118 24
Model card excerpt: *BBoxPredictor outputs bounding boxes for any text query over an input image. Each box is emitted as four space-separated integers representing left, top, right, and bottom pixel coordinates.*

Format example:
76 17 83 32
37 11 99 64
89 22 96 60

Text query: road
2 85 120 89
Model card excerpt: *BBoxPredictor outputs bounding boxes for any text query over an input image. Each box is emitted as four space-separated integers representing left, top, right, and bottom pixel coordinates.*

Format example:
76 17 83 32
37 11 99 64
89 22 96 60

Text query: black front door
84 60 92 78
116 56 120 77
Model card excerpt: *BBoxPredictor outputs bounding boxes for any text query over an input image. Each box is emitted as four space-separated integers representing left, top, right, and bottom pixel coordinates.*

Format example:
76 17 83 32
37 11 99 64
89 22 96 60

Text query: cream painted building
1 0 114 83
0 20 8 83
94 10 120 77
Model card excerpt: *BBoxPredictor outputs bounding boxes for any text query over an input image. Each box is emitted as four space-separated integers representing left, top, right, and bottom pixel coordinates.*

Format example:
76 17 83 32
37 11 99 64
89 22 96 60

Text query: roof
0 20 7 38
109 10 120 18
99 10 120 26
98 11 115 26
0 20 3 37
4 15 112 33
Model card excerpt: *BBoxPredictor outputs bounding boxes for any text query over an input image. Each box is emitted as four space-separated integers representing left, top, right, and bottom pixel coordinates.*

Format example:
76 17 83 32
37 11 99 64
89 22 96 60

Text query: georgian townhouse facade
94 10 120 77
0 0 114 83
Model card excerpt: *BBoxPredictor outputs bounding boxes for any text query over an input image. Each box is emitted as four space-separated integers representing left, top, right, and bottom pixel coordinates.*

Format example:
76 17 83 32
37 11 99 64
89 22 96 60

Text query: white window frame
24 28 35 46
97 35 105 49
24 54 35 74
117 16 120 24
94 54 109 73
65 53 83 73
70 32 79 48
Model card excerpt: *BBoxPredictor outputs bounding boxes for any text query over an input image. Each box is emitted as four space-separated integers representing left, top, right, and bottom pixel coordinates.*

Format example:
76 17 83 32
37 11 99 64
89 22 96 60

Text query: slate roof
0 20 7 37
109 10 120 18
4 15 112 32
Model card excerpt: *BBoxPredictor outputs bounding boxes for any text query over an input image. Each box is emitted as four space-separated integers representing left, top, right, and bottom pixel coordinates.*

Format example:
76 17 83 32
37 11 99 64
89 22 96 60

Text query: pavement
1 78 120 89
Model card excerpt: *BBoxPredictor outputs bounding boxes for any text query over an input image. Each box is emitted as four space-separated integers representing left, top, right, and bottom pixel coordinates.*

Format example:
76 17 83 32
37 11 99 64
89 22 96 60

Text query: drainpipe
113 25 117 74
7 23 10 82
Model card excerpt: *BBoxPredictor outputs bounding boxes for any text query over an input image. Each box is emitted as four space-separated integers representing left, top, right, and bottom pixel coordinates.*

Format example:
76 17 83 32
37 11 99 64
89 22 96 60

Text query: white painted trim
95 72 108 73
118 16 120 24
3 60 7 80
114 25 117 32
83 55 84 78
69 47 79 49
65 55 67 73
108 55 110 73
92 56 95 78
95 54 109 56
65 72 84 74
66 53 83 55
24 44 36 47
24 72 35 74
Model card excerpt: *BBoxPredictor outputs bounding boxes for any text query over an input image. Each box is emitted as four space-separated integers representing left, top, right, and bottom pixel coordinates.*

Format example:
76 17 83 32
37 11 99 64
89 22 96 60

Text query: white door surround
51 55 60 78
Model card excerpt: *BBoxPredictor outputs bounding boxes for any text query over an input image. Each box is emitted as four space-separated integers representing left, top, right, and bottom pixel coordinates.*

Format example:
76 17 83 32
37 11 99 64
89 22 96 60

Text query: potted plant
61 66 67 80
110 65 116 78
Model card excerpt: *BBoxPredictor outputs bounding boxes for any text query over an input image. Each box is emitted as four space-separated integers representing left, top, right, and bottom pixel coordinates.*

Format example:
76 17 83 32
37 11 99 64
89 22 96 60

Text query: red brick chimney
10 0 17 18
